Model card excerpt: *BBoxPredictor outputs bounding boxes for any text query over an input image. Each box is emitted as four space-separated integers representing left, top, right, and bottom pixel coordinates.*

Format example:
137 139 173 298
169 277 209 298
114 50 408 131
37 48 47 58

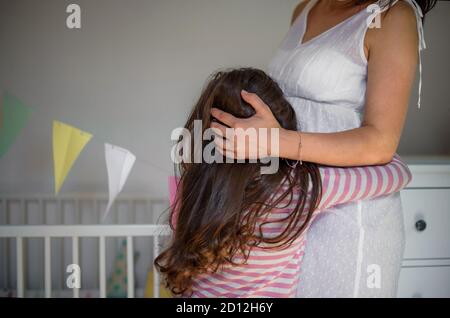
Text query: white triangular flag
103 143 136 221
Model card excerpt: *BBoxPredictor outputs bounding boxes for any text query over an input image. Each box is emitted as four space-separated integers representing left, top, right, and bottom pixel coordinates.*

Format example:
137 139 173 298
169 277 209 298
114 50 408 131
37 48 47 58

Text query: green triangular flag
0 92 32 158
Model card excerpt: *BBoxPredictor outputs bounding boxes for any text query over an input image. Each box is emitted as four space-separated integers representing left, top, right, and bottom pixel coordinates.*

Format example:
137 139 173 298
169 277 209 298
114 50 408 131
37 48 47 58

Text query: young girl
155 68 412 298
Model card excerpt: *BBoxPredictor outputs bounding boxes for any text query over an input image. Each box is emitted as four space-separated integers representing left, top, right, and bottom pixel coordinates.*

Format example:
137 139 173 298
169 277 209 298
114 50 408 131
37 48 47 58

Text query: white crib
0 194 172 298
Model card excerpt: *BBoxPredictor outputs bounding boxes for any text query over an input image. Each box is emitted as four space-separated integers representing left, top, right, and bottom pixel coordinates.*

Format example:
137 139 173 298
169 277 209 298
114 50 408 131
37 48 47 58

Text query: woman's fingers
213 133 236 159
211 122 230 139
212 131 233 150
209 92 280 160
210 108 238 128
241 90 270 114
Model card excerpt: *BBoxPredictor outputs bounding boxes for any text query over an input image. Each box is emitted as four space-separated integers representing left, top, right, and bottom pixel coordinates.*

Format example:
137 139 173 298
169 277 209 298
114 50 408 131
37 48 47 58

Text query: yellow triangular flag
53 120 92 194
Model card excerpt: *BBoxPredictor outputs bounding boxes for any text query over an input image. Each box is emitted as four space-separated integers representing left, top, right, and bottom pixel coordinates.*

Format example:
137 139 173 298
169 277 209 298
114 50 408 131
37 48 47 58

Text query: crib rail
0 194 169 225
0 224 171 298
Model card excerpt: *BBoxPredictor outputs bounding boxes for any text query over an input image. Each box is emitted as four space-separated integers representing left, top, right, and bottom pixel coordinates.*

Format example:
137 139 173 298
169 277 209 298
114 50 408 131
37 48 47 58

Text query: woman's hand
210 90 283 160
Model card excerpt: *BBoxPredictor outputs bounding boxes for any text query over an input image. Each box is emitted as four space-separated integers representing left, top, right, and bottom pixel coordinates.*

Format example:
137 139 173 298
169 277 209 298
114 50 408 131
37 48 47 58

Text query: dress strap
404 0 426 109
403 0 427 50
282 0 318 50
298 0 318 40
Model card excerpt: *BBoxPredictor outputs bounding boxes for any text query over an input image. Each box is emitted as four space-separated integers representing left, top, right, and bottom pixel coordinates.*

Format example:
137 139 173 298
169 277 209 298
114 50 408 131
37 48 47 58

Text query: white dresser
397 156 450 298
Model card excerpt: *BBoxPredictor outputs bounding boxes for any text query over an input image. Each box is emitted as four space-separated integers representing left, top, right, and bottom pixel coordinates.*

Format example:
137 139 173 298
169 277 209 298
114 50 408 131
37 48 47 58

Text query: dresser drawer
397 266 450 298
401 189 450 259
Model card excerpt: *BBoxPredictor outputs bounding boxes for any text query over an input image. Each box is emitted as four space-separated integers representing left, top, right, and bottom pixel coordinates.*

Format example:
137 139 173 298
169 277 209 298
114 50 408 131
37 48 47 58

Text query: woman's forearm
279 125 396 167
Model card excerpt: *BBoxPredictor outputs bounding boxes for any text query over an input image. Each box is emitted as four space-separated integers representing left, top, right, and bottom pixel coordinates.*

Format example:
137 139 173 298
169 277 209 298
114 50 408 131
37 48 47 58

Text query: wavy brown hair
154 68 322 296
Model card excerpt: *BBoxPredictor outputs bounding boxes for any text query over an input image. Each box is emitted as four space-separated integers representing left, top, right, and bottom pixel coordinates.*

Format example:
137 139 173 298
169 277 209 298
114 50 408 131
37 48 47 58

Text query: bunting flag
103 143 136 220
53 120 92 194
0 92 32 158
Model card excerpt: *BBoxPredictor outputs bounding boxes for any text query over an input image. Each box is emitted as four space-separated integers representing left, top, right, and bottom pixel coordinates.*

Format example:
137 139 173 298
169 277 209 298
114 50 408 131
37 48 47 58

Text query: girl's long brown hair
155 68 322 296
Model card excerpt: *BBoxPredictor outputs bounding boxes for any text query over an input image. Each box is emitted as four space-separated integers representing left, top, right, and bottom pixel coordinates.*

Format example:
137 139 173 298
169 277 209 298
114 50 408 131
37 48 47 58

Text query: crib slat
129 200 135 224
23 199 28 224
16 237 24 298
75 199 81 225
153 236 160 298
20 199 25 223
72 236 79 298
126 236 134 298
2 199 10 290
59 200 65 291
99 236 106 298
44 236 51 298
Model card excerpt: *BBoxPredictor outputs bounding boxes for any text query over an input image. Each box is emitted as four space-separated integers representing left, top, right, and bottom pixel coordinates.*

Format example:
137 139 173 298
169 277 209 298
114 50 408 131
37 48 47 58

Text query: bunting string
0 91 177 220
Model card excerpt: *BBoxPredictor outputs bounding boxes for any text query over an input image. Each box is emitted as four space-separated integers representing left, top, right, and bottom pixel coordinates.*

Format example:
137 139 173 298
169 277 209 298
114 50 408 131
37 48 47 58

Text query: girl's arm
169 155 412 225
316 154 412 211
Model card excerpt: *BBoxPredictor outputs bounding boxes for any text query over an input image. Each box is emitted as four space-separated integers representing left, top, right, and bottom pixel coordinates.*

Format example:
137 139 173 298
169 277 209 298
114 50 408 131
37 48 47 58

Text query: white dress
267 0 425 297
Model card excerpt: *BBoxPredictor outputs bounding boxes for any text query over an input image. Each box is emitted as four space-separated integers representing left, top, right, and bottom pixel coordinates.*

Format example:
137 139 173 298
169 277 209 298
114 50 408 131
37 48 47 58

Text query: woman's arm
211 3 419 166
281 3 419 166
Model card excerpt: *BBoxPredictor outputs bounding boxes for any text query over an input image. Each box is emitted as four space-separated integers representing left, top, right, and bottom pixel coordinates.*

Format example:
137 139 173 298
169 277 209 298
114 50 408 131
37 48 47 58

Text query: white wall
399 1 450 155
0 0 449 198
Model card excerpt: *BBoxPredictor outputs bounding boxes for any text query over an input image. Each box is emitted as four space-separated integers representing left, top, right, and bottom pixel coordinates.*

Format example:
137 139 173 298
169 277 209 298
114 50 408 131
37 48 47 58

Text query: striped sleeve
317 154 412 210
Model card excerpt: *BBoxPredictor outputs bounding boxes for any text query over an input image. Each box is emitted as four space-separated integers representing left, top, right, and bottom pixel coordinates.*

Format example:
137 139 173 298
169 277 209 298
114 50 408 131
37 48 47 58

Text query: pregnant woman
210 0 435 297
157 68 412 297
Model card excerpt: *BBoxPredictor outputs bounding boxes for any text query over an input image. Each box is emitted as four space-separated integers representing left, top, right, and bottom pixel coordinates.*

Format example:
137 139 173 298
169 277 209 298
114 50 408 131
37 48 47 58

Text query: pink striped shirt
173 155 412 298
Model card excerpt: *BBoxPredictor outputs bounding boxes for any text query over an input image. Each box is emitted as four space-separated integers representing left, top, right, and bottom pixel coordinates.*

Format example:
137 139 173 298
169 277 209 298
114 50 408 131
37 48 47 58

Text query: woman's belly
296 186 405 297
289 97 405 297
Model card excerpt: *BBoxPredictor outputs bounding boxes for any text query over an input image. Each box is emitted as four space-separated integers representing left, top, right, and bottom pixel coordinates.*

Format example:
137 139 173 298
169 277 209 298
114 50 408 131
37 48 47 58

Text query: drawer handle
415 220 427 232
